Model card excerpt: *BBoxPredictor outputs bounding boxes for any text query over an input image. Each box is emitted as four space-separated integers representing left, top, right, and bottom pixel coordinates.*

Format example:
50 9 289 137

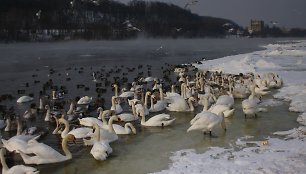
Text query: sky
117 0 306 28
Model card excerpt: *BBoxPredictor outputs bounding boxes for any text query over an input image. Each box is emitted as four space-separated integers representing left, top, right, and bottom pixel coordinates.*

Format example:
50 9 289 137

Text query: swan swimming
18 134 76 165
1 148 39 174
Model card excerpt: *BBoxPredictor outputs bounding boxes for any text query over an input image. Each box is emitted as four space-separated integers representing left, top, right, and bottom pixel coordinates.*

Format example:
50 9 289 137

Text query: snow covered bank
153 40 306 174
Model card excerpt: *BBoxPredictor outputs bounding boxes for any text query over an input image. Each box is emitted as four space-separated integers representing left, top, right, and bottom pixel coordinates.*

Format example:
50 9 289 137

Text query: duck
90 124 112 161
18 134 76 165
166 96 196 112
17 96 33 103
139 107 175 127
0 148 39 174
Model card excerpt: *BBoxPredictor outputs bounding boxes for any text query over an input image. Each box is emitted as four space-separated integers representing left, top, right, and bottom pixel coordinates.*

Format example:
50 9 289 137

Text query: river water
0 38 299 174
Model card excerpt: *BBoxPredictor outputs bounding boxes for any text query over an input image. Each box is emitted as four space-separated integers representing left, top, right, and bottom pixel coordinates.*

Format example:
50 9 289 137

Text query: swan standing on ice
187 111 226 136
18 134 76 165
188 95 226 136
0 148 39 174
242 85 266 118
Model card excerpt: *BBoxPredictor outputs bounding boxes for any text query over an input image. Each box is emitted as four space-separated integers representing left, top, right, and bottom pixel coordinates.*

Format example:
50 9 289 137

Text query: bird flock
0 62 283 174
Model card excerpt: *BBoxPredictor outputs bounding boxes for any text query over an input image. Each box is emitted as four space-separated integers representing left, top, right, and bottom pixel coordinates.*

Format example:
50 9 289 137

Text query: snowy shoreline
153 40 306 174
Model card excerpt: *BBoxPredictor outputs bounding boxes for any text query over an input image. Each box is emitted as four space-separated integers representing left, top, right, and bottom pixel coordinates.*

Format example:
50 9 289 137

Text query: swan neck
188 99 194 111
203 98 208 111
111 97 116 107
53 117 60 134
16 119 22 136
171 85 175 93
141 113 146 124
62 136 72 159
100 111 108 125
150 96 154 110
131 102 136 116
61 119 70 138
159 88 164 101
144 93 149 106
5 118 11 131
108 117 116 133
93 124 101 141
0 149 9 171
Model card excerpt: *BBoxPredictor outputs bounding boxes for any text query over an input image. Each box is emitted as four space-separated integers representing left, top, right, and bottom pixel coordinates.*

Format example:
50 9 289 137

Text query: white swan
166 96 196 112
113 123 137 135
58 117 93 139
1 119 40 153
215 85 234 108
67 100 76 115
187 111 226 136
90 123 112 161
134 92 150 116
23 108 37 119
149 88 167 112
77 96 92 105
139 107 175 127
18 134 75 165
1 148 39 174
78 117 104 128
118 100 138 122
83 115 119 145
17 96 33 103
44 105 51 122
110 96 123 114
242 85 266 118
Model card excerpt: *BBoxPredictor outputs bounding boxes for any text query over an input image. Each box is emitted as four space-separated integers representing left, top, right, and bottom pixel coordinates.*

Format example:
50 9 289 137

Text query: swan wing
25 142 64 159
118 113 138 122
68 127 93 139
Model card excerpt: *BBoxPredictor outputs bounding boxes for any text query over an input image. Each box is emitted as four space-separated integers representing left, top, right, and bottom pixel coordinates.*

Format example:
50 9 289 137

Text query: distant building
248 20 264 35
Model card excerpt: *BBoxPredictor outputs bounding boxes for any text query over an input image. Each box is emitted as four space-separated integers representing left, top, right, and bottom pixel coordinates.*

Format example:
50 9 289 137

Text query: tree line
0 0 238 41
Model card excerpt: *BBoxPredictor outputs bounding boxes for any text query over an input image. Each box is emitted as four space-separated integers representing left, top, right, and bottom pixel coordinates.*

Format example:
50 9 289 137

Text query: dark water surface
0 38 299 174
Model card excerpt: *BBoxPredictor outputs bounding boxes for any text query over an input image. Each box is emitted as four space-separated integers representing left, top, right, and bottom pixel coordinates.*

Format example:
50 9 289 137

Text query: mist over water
0 38 300 174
